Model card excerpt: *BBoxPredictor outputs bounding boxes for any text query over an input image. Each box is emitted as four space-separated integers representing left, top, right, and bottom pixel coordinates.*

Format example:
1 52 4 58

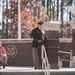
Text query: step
0 67 75 75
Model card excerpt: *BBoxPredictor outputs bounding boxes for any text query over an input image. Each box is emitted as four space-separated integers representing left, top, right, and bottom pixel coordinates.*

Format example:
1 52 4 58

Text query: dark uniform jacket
30 27 42 48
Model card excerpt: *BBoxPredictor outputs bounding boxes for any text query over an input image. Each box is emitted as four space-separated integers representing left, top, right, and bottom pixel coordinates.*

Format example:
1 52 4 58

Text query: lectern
38 39 59 69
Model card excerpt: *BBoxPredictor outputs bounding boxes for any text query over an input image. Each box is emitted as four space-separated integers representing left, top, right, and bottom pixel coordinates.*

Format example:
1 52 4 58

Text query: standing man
30 21 43 69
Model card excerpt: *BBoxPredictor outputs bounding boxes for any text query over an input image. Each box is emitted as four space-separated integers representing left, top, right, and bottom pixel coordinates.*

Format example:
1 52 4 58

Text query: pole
18 0 21 39
60 0 64 38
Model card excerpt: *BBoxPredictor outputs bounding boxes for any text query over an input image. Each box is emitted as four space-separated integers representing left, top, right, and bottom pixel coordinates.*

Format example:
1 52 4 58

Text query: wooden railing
59 50 73 61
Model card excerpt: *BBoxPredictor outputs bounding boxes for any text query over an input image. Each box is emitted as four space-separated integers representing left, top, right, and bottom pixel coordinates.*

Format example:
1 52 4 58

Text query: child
0 42 8 69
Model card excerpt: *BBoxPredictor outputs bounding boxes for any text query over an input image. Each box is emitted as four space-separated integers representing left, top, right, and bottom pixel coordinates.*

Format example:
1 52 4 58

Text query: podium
38 39 59 69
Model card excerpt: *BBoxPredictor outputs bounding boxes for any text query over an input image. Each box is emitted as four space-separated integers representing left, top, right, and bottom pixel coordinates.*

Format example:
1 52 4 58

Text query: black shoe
3 64 6 69
34 67 38 69
38 66 42 69
3 65 5 69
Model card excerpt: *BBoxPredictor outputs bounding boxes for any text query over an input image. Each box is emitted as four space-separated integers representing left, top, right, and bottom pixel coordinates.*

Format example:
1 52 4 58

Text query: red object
0 46 7 54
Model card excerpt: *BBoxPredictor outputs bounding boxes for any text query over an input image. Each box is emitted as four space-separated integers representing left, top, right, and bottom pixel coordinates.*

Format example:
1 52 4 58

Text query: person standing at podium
30 21 44 69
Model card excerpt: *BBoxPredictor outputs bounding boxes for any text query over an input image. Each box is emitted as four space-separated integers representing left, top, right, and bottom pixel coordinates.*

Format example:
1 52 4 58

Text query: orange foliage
3 0 48 38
